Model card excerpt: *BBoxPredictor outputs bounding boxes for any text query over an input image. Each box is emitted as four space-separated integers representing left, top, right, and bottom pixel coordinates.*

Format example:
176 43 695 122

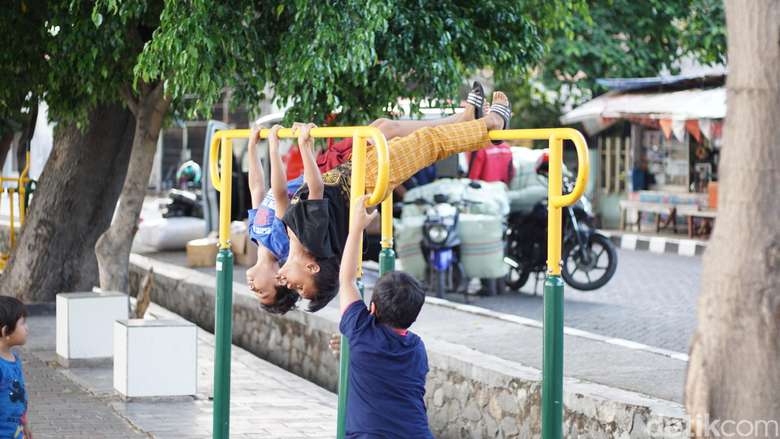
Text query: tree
499 0 727 129
1 1 556 300
685 0 780 434
0 2 135 301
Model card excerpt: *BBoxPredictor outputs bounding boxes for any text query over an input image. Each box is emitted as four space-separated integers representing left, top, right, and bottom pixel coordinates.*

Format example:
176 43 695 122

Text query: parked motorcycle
160 161 204 219
403 180 511 300
504 152 618 292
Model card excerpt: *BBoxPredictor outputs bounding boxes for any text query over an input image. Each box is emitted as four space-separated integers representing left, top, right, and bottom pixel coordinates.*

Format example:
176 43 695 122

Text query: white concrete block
113 319 197 398
620 234 638 250
56 292 128 364
649 237 667 254
678 240 697 257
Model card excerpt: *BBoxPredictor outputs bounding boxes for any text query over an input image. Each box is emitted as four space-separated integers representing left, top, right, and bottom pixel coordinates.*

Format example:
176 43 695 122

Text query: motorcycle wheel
561 233 618 291
452 262 466 293
505 259 531 292
435 270 446 299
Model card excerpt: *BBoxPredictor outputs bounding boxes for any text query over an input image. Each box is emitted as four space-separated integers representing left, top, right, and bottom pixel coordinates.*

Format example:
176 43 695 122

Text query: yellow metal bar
546 135 564 276
209 125 589 271
18 186 25 226
380 193 393 249
218 138 233 250
8 189 15 250
210 136 222 191
209 126 390 206
349 133 368 277
490 128 589 208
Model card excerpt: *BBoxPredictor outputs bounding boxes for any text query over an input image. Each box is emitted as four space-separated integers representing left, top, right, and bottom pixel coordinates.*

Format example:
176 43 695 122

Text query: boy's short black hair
0 296 27 335
370 271 425 329
307 256 340 313
260 285 300 315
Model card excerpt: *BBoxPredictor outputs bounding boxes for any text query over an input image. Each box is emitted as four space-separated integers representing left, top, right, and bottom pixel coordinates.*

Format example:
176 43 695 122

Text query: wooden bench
619 200 680 233
677 206 717 238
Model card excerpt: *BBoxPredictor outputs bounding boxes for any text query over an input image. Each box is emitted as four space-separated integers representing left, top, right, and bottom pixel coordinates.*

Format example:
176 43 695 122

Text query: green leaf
91 11 103 28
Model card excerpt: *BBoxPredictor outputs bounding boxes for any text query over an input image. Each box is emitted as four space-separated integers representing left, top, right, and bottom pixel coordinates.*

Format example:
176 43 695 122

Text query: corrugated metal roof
560 87 726 129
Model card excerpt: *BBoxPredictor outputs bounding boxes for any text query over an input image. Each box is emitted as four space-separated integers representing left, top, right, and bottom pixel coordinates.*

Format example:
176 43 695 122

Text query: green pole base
542 275 564 439
337 280 365 438
378 248 396 276
213 249 234 439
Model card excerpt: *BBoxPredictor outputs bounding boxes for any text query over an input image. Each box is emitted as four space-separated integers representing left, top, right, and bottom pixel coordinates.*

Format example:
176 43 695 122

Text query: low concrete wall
129 254 687 438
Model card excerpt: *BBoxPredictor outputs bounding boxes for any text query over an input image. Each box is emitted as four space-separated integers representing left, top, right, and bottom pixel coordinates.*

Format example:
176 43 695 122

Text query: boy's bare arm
293 122 324 200
267 125 289 217
339 195 378 314
247 124 266 208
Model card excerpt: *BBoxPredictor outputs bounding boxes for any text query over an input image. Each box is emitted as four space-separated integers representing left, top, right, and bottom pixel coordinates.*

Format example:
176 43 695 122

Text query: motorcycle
161 188 203 219
404 182 506 300
504 152 618 292
160 161 204 219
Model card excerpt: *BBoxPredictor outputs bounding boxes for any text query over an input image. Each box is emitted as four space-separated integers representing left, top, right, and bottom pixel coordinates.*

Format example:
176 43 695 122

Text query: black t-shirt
282 164 351 259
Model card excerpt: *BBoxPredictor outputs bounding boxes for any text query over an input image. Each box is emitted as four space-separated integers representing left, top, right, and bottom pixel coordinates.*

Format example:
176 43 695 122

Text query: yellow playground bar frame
209 125 588 439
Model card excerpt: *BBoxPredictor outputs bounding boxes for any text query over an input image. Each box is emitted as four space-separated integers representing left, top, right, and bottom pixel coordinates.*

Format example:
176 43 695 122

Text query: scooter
405 182 498 300
405 194 464 300
504 152 618 292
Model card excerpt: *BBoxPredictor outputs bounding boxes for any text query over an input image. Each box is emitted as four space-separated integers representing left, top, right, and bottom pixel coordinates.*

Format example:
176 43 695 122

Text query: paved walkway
24 305 336 439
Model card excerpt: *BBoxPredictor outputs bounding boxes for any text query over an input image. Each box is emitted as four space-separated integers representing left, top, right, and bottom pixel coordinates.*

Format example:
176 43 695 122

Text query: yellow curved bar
209 126 390 206
209 136 222 191
551 129 589 208
218 138 233 249
488 127 590 275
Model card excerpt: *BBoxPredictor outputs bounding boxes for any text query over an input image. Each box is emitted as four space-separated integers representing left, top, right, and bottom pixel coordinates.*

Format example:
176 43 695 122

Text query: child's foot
484 91 510 131
459 81 485 123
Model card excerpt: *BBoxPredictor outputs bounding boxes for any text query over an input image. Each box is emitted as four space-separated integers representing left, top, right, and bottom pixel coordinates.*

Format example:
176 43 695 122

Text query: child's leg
364 119 490 193
370 111 465 140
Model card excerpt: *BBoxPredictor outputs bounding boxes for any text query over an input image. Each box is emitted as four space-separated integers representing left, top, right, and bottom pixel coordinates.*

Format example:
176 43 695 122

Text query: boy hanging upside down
247 99 492 314
276 87 512 312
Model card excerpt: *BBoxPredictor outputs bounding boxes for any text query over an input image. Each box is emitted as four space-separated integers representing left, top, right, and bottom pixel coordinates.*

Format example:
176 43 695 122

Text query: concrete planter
113 319 197 398
56 291 128 367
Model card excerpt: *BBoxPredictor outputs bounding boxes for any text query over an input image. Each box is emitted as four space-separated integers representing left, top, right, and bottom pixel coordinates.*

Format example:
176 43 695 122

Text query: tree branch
121 85 139 116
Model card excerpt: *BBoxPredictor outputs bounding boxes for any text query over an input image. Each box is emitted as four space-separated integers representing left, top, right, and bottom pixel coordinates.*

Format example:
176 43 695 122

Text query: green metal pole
378 247 396 274
213 249 234 439
337 279 363 438
541 274 564 439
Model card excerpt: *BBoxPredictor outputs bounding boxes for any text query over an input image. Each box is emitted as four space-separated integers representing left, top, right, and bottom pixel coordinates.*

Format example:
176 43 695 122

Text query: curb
600 230 707 257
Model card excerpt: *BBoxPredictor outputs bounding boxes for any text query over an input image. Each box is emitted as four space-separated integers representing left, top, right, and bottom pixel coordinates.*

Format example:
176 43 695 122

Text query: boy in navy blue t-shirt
338 195 434 439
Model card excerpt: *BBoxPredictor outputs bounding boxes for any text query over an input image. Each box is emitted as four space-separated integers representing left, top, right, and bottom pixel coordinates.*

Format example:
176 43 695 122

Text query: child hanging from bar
245 124 303 314
276 87 512 312
247 95 490 314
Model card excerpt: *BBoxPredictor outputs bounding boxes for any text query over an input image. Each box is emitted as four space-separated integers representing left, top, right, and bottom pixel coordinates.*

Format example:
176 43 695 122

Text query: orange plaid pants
362 119 489 195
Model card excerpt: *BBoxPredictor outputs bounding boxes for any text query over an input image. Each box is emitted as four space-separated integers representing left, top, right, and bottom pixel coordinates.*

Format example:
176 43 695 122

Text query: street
440 248 701 354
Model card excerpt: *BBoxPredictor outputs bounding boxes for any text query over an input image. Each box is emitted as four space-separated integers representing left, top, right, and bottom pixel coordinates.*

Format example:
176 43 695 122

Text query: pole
213 138 234 439
541 275 564 438
542 135 564 439
213 249 234 439
337 133 369 438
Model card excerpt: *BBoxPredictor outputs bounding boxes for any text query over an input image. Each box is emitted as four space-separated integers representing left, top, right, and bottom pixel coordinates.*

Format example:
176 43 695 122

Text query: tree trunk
685 1 780 436
0 132 13 171
95 83 170 293
0 103 135 302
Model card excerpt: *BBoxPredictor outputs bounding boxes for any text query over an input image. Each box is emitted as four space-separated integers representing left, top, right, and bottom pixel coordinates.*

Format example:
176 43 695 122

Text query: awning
561 87 726 135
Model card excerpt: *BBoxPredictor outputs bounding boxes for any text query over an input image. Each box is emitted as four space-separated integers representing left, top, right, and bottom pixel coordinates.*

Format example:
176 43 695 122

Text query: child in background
337 195 434 438
0 296 31 439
